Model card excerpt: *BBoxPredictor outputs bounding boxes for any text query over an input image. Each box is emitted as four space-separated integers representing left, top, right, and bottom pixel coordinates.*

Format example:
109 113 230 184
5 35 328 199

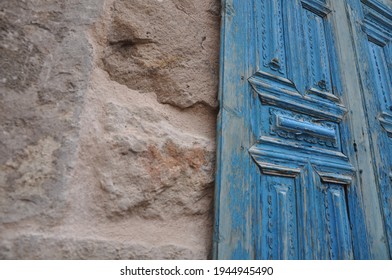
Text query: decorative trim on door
379 112 392 137
248 72 347 122
301 0 331 17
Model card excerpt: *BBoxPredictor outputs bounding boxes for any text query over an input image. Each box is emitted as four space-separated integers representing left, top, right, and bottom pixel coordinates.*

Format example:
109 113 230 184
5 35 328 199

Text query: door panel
255 174 299 259
324 183 354 259
301 2 335 99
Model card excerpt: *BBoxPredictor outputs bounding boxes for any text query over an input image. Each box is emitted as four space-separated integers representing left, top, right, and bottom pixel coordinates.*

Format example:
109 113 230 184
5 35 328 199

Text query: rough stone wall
0 0 220 259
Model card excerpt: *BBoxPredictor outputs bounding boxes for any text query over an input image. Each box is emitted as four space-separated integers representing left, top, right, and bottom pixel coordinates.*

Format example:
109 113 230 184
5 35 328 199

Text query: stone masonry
0 0 220 259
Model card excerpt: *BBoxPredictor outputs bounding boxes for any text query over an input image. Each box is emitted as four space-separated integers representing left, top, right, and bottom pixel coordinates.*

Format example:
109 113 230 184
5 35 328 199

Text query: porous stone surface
0 0 104 226
0 234 204 259
101 0 220 109
0 0 220 259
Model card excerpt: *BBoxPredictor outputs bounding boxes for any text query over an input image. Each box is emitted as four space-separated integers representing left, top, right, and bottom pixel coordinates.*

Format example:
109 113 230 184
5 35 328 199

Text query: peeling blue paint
214 0 392 260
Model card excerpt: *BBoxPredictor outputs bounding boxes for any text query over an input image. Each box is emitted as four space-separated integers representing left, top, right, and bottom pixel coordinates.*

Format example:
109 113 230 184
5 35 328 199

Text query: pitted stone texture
100 0 220 109
0 235 205 259
78 70 215 221
0 0 104 225
1 0 219 260
96 104 215 220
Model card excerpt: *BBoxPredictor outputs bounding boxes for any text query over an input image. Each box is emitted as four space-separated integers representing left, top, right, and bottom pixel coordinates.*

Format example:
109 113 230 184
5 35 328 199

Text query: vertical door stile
345 0 392 259
214 0 256 259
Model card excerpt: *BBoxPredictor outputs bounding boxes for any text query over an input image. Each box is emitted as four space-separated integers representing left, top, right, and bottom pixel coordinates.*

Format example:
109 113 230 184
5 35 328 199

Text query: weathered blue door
214 0 392 259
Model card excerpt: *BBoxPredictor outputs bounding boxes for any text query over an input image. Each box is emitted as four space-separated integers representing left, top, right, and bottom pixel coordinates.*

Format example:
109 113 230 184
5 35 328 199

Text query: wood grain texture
346 0 392 258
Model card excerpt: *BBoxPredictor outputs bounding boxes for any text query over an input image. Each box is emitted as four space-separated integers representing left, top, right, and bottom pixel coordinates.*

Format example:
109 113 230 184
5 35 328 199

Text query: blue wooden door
214 0 392 259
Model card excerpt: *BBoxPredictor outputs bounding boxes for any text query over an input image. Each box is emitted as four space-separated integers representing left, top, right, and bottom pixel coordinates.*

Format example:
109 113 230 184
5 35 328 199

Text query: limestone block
0 0 104 225
0 234 205 259
100 0 220 109
80 76 216 220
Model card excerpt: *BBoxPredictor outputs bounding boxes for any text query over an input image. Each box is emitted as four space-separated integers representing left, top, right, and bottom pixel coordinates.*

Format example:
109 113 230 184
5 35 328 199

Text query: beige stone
0 234 205 259
77 70 216 221
0 0 105 226
100 0 220 109
1 0 220 259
